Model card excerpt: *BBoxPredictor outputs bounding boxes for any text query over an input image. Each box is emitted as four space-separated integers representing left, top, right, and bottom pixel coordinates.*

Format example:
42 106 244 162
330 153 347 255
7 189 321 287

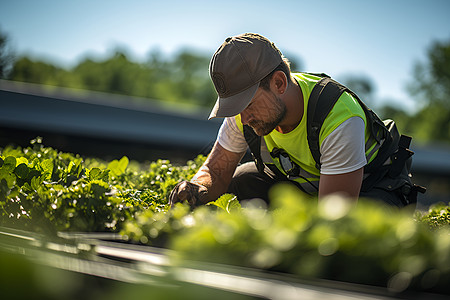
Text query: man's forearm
190 143 245 203
191 165 231 203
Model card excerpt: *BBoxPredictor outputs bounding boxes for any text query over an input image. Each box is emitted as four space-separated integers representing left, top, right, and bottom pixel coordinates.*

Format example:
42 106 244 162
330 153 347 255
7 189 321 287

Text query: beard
249 96 287 136
249 119 280 136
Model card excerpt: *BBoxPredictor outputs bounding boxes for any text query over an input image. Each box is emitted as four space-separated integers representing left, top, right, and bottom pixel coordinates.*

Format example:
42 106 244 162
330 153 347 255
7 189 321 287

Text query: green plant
1 138 449 295
415 202 450 229
0 137 204 233
123 185 450 294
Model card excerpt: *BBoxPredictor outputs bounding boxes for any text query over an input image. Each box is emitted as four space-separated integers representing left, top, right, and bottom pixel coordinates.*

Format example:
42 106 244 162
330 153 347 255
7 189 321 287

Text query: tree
7 47 217 108
340 74 376 108
377 101 414 138
406 38 450 142
0 28 14 79
73 50 148 96
9 57 71 85
165 49 216 106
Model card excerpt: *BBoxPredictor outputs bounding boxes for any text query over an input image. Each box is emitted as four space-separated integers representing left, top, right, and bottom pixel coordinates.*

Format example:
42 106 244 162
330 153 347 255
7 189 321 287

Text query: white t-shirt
216 116 367 175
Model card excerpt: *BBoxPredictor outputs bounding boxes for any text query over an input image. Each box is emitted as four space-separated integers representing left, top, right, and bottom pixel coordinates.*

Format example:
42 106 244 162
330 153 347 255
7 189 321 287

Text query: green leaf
0 168 16 189
89 168 102 180
0 178 8 196
118 156 129 172
226 196 241 213
2 156 16 172
31 176 42 191
68 161 75 173
68 159 83 177
207 193 240 213
40 159 53 174
107 160 119 176
16 157 28 165
100 169 110 180
108 156 129 176
207 194 229 210
14 163 29 179
89 180 110 198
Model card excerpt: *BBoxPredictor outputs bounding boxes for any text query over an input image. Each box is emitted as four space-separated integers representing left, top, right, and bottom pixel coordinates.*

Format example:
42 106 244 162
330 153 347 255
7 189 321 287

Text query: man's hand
168 142 245 208
169 181 208 207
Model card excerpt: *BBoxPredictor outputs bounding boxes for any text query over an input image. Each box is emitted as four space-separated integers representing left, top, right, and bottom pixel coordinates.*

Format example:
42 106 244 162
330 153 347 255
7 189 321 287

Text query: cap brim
208 82 259 120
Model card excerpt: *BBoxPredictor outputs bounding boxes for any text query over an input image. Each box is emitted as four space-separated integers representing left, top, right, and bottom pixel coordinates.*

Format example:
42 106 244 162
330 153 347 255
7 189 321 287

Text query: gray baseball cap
208 33 283 119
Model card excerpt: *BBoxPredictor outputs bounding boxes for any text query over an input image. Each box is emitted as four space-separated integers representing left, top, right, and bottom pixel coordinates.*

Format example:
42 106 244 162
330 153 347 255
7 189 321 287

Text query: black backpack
243 74 425 203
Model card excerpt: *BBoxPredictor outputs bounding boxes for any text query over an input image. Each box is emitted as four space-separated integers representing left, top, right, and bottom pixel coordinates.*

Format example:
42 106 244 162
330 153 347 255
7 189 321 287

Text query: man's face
240 88 286 136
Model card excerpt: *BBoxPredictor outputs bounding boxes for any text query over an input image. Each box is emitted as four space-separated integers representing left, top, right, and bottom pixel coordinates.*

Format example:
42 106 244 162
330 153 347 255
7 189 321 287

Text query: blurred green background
2 28 450 143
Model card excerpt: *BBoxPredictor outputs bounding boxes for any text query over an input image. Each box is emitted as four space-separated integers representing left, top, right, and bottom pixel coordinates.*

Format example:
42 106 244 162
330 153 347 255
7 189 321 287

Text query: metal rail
3 226 438 300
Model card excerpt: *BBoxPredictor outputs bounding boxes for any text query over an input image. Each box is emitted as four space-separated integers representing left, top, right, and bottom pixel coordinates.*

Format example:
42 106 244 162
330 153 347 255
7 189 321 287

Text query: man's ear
271 70 288 94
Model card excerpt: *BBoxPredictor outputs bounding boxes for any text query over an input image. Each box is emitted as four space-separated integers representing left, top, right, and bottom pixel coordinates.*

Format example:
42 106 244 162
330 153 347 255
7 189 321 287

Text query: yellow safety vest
235 73 380 194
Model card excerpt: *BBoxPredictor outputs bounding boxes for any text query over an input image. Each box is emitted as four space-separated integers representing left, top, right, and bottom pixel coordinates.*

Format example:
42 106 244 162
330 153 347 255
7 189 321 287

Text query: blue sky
1 0 449 112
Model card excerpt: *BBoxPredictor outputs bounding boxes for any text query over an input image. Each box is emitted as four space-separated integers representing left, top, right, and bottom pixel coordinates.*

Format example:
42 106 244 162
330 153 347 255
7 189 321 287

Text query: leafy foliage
384 37 450 142
0 27 14 79
0 137 204 233
7 49 218 108
415 202 450 229
1 138 450 294
207 193 241 213
124 185 450 294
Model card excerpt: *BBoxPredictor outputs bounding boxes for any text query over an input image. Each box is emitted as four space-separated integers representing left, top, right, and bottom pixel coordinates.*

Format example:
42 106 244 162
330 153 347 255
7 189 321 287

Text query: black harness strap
307 78 346 169
244 124 305 190
307 77 397 174
243 76 349 175
389 135 414 178
243 124 264 174
242 73 425 201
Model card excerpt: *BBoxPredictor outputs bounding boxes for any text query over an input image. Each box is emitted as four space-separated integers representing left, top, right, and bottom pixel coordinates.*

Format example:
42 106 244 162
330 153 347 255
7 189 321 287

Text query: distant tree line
3 46 218 107
1 28 449 143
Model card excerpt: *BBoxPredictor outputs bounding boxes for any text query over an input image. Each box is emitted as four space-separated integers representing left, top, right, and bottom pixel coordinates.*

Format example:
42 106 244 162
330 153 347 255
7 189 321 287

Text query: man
169 33 417 207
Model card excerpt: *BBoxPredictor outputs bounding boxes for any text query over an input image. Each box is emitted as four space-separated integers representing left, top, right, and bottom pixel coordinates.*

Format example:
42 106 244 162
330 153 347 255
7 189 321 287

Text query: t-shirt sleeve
216 117 248 153
319 117 367 175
